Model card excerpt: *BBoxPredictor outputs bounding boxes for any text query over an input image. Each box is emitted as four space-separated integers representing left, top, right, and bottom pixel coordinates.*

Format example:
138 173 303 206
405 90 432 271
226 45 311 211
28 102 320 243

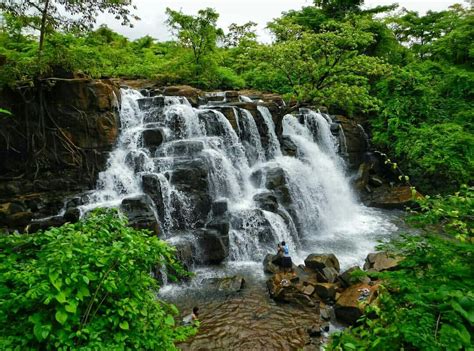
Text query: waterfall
80 88 396 268
257 106 282 159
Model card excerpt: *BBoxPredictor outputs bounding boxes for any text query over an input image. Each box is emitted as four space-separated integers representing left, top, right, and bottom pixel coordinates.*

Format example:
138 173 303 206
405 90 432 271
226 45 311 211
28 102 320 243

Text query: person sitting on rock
280 241 293 273
182 306 199 326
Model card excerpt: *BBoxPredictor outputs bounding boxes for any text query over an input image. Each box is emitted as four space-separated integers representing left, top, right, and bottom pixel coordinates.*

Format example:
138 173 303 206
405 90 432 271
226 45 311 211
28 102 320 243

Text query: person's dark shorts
281 256 292 268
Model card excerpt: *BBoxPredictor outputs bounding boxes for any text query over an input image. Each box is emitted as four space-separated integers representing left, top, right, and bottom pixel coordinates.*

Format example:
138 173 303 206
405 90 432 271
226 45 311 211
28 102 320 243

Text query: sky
96 0 464 42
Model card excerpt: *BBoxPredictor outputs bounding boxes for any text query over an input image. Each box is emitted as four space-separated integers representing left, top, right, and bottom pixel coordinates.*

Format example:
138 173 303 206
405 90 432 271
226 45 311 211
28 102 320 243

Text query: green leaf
82 276 90 285
55 309 68 325
65 300 78 314
119 321 129 330
55 291 67 304
164 315 175 326
33 323 51 341
344 343 356 350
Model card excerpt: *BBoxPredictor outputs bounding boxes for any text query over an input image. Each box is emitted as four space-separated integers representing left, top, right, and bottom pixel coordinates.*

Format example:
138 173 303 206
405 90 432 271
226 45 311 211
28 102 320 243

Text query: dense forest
0 0 472 350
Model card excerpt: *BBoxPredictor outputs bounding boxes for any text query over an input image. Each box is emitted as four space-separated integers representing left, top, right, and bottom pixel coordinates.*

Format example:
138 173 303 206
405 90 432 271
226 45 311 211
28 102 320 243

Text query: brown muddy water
160 263 336 351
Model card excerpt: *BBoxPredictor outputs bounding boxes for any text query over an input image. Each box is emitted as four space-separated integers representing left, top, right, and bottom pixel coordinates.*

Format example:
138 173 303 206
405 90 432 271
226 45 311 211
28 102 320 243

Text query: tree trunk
38 0 50 57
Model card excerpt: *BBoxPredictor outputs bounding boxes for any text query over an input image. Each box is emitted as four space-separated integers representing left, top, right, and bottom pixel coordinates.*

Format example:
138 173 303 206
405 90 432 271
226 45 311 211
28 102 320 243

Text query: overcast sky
96 0 464 42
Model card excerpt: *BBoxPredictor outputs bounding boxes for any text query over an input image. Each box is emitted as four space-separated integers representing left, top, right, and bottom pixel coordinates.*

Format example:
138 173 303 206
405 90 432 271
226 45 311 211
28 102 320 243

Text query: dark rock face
120 194 159 235
0 78 120 232
142 127 164 151
195 228 230 264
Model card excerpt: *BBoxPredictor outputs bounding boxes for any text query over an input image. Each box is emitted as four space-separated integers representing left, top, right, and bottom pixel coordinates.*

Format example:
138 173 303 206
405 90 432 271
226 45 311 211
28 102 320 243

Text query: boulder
316 267 339 284
201 275 245 293
263 253 282 274
195 228 229 264
335 282 380 325
281 135 298 157
142 128 164 150
211 200 228 217
120 194 159 235
366 186 423 209
364 252 402 272
304 253 340 273
338 266 370 288
267 272 318 308
253 191 279 212
314 283 337 302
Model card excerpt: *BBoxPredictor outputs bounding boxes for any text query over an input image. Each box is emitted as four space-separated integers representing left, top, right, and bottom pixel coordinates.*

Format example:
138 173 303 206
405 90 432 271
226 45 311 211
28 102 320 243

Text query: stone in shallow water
201 275 245 293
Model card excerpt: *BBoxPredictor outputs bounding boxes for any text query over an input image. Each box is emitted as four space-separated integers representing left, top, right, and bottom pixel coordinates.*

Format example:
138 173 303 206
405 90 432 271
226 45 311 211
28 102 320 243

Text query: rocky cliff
0 79 120 231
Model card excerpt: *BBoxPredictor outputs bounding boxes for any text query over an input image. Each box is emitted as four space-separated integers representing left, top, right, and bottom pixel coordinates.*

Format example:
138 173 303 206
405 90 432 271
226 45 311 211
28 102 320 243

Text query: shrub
0 209 195 350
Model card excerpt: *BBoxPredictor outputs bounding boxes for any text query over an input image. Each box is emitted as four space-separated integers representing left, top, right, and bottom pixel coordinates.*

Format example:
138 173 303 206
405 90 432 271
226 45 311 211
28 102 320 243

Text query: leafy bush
409 185 474 242
328 234 474 351
329 188 474 350
0 209 195 350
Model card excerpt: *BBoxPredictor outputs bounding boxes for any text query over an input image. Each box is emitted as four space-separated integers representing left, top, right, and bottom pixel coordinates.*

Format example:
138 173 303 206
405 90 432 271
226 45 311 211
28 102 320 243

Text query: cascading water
81 88 396 270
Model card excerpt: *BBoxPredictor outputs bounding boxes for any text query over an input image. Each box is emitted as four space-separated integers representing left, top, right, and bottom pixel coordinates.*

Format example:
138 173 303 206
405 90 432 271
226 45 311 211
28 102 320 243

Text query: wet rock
335 282 380 325
141 174 166 226
201 275 245 293
163 85 202 106
27 216 68 233
320 305 332 321
304 253 341 272
225 91 240 103
307 325 322 337
195 228 229 264
338 266 370 288
366 186 423 209
142 127 164 150
267 273 317 307
120 194 159 235
363 252 402 272
170 237 195 271
137 96 165 110
369 175 384 187
265 167 292 207
314 283 337 302
263 253 282 274
64 207 81 222
281 135 298 157
253 191 279 212
212 200 228 217
316 267 339 283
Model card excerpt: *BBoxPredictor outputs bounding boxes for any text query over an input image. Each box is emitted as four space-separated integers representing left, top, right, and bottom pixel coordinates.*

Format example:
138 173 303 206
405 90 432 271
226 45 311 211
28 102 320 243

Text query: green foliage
0 209 195 350
0 108 12 116
409 185 474 242
329 188 474 350
371 60 474 193
329 234 474 350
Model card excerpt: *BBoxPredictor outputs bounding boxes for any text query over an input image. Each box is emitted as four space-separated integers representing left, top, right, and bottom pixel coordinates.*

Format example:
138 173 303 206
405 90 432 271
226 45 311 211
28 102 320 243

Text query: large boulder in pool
195 228 229 264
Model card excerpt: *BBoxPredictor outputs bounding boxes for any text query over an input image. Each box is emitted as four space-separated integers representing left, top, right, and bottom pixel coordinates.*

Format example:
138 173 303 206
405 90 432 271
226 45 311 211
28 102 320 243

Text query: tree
224 21 257 48
0 0 139 56
266 20 390 113
165 7 224 66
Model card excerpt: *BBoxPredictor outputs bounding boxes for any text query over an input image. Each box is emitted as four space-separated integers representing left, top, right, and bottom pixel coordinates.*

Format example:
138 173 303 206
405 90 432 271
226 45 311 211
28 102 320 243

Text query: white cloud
95 0 461 42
